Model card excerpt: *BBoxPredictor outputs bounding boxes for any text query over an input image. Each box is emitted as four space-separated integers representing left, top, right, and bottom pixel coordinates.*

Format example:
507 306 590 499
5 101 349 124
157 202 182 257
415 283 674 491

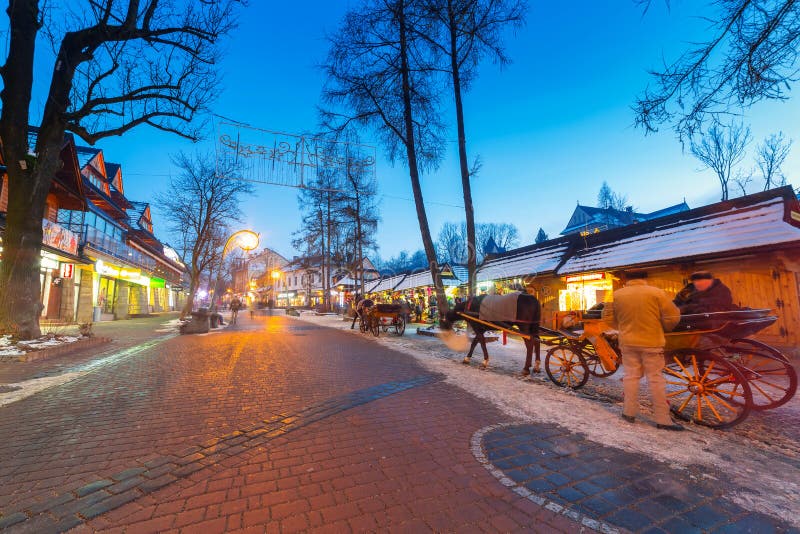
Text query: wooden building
477 187 800 357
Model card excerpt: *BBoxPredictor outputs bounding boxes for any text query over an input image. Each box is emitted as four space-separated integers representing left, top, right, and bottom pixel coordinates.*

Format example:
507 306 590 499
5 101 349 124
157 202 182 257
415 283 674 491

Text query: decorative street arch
214 117 376 191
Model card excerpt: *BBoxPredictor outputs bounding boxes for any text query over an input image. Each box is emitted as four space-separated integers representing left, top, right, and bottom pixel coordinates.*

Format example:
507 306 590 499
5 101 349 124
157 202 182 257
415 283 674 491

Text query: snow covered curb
0 335 110 362
0 336 111 362
291 312 800 526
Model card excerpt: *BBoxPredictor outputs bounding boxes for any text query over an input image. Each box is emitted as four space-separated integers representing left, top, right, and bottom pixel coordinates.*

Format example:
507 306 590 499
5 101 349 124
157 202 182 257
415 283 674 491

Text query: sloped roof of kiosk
559 195 800 274
476 242 570 282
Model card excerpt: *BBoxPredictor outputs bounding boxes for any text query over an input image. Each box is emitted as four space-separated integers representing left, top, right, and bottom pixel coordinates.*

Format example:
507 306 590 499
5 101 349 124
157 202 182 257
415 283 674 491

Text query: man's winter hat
690 271 714 280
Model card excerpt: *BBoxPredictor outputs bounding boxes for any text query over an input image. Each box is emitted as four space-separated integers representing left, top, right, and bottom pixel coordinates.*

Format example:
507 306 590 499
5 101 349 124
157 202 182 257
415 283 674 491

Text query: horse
441 292 542 375
351 297 374 330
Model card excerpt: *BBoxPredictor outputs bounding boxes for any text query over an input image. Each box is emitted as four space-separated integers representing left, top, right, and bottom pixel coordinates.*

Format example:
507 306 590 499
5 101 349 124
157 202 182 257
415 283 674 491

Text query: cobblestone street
0 313 797 533
0 315 574 533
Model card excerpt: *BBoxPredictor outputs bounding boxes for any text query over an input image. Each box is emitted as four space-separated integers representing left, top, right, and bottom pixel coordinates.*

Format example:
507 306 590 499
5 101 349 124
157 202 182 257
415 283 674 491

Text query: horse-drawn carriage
543 308 796 428
358 303 406 337
445 296 796 429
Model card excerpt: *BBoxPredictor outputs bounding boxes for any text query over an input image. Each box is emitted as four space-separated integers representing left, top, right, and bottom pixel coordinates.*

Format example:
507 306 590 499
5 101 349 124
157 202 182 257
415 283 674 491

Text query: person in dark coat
673 271 735 315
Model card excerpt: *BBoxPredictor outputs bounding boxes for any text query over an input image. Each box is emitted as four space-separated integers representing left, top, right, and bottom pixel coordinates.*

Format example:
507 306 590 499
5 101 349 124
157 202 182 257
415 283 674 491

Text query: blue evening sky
11 1 800 260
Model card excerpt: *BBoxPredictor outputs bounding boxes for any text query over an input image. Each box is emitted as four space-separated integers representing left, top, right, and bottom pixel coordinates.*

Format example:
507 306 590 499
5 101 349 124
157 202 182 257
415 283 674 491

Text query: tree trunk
398 3 449 320
448 3 477 297
182 271 199 319
0 0 46 339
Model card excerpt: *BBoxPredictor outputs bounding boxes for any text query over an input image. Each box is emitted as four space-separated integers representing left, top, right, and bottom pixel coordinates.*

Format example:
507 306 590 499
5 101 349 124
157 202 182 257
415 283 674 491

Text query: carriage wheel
394 316 406 336
359 317 367 333
545 347 589 389
581 341 617 378
730 338 790 363
663 349 751 429
721 342 797 411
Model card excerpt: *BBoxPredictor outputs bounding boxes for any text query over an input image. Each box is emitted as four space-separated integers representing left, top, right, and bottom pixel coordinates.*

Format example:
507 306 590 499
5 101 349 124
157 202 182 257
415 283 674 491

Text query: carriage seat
375 303 402 313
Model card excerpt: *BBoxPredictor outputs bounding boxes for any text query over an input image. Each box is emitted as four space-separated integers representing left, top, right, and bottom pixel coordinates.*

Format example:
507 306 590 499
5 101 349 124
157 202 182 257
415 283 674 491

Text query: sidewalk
293 312 800 531
0 313 182 385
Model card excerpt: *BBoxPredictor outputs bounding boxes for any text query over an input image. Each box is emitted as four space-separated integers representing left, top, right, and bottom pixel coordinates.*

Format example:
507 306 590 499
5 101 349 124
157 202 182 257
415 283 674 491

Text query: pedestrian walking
601 271 683 431
230 297 242 325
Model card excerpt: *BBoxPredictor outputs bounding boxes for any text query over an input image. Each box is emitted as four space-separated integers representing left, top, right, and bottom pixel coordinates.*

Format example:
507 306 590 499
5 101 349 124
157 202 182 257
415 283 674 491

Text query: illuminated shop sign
565 273 606 283
60 263 74 279
95 259 151 286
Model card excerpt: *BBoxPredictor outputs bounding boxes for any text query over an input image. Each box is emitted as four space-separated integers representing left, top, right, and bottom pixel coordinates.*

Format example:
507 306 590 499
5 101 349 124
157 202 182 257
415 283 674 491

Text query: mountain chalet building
0 129 186 323
477 187 800 357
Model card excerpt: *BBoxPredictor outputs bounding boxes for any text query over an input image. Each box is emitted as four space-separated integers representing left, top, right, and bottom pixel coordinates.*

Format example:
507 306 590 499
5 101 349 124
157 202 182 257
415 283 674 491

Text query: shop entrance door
98 277 117 315
46 272 62 319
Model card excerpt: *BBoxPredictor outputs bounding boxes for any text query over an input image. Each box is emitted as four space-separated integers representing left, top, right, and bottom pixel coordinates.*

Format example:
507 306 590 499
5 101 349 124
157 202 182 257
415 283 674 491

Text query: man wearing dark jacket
674 272 734 314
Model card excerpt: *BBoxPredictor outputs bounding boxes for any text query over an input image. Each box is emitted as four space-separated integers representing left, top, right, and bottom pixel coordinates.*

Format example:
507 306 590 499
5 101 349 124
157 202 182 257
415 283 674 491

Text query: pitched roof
561 201 690 235
477 241 570 282
559 193 800 274
75 146 102 171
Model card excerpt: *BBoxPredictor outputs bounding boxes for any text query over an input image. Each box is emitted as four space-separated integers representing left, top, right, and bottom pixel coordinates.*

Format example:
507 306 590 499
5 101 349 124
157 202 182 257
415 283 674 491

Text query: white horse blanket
479 293 521 323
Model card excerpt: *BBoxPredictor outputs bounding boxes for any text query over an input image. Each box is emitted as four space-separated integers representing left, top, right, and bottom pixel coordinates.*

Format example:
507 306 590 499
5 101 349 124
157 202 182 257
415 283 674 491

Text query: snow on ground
293 312 800 526
0 372 85 407
17 335 80 351
156 318 185 333
0 334 83 357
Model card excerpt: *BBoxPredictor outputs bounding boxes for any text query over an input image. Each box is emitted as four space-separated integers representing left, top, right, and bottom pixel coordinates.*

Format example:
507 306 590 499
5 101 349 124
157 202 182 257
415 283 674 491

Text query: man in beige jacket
602 271 683 430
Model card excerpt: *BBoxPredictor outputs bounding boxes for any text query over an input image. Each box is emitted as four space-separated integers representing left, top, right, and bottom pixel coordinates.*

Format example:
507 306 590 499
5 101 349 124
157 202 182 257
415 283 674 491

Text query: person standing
602 271 683 431
230 297 242 325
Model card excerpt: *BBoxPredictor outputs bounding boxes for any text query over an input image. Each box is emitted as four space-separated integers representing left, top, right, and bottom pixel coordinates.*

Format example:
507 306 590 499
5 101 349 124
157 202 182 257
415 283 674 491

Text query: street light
223 229 260 257
212 229 260 308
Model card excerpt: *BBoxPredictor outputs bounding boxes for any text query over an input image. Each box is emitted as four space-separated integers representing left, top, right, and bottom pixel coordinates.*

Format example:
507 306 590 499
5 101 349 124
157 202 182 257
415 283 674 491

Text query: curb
2 337 112 363
471 423 620 534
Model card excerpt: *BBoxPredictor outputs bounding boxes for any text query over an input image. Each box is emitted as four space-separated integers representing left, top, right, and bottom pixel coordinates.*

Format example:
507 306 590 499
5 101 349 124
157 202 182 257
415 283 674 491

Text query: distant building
276 255 379 308
561 201 690 236
483 236 506 257
230 247 289 303
0 129 187 322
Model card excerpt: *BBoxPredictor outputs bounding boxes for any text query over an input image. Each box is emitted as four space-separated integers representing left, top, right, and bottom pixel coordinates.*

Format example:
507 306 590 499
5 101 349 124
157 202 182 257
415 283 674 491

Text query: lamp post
211 229 260 309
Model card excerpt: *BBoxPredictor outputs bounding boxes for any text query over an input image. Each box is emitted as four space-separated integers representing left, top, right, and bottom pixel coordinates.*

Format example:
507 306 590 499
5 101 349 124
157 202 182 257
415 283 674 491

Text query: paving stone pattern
0 316 580 533
0 375 440 532
483 423 798 533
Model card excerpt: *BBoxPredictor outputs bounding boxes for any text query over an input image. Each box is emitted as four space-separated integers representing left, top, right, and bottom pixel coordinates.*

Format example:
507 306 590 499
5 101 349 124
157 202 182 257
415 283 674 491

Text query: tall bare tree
292 166 343 311
436 221 468 264
0 0 242 338
635 1 800 138
597 181 629 211
478 222 519 256
756 132 793 190
436 220 519 264
156 152 253 318
322 0 451 317
416 0 526 297
340 142 380 295
690 121 751 201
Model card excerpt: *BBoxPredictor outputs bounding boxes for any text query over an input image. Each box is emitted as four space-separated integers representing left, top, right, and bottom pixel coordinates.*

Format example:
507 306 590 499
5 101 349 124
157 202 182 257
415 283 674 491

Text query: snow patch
294 312 800 526
0 372 85 407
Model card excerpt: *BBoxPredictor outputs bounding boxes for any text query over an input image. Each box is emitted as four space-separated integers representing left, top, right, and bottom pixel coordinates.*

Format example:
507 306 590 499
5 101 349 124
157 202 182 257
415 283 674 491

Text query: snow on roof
75 146 101 170
559 198 800 274
394 270 461 291
476 243 569 282
369 274 405 293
